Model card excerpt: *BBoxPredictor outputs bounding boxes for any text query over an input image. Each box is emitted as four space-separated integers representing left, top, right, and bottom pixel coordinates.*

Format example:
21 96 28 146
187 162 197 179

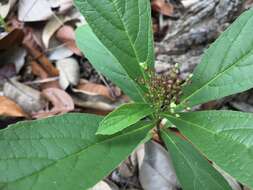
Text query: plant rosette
1 1 253 190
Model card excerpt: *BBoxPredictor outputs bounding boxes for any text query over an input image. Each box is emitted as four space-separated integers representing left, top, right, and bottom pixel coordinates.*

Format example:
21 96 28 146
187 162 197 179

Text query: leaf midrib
76 28 146 102
162 130 206 189
179 13 253 107
162 130 226 190
85 0 150 103
4 123 152 184
87 0 141 64
164 114 252 155
165 113 253 188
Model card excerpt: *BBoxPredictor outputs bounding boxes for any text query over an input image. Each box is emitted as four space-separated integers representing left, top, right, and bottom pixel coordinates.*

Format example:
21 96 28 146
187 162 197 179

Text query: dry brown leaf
33 88 74 118
42 9 81 49
42 15 67 49
30 60 60 89
56 25 82 56
23 28 59 77
152 0 174 16
42 88 74 110
80 108 111 116
0 96 27 117
70 80 124 111
0 29 24 50
77 81 112 100
3 79 46 114
71 89 118 111
31 60 49 79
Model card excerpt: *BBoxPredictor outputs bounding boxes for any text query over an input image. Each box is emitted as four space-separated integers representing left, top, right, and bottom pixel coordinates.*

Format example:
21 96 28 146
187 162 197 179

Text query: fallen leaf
70 88 120 111
152 0 174 16
18 0 73 22
3 79 46 113
42 88 74 111
70 79 126 111
0 29 24 50
137 141 179 190
26 26 44 48
0 64 16 80
0 0 17 18
23 28 59 76
33 88 74 118
0 96 27 117
0 45 27 73
56 25 82 55
77 80 113 100
181 0 199 8
56 57 80 89
30 59 60 89
31 60 49 79
43 15 66 49
91 181 119 190
48 46 73 60
42 9 81 49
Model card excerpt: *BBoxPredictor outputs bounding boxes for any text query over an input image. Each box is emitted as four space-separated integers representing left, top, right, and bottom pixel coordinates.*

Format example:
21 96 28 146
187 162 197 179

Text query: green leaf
178 9 253 108
76 25 144 102
97 103 154 135
74 0 154 81
161 129 232 190
163 111 253 188
0 113 153 190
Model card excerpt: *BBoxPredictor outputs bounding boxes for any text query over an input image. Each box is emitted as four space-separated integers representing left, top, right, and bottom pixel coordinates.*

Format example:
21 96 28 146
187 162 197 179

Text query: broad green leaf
178 9 253 108
74 0 154 81
76 25 144 102
163 111 253 188
0 113 153 190
97 103 154 135
161 129 232 190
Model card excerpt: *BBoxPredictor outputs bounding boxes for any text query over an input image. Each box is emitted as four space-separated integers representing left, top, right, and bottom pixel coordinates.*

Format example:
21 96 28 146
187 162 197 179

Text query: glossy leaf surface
164 111 253 188
0 113 152 190
161 129 232 190
76 25 144 102
97 103 154 135
75 0 154 81
179 9 253 108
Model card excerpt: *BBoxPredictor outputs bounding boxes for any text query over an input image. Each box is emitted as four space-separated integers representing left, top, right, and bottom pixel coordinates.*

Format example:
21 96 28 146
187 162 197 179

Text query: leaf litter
0 0 249 190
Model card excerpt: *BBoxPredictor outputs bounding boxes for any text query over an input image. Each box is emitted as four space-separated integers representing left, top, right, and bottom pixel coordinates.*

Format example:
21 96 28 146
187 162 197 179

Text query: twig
24 77 59 85
98 72 117 98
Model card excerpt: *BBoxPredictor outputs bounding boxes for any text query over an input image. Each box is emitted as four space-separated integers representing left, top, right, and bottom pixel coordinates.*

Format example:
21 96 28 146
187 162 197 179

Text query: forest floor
0 0 253 189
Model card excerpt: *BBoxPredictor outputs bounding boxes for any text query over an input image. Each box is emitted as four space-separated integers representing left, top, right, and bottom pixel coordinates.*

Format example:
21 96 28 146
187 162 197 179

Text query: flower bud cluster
138 64 191 113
